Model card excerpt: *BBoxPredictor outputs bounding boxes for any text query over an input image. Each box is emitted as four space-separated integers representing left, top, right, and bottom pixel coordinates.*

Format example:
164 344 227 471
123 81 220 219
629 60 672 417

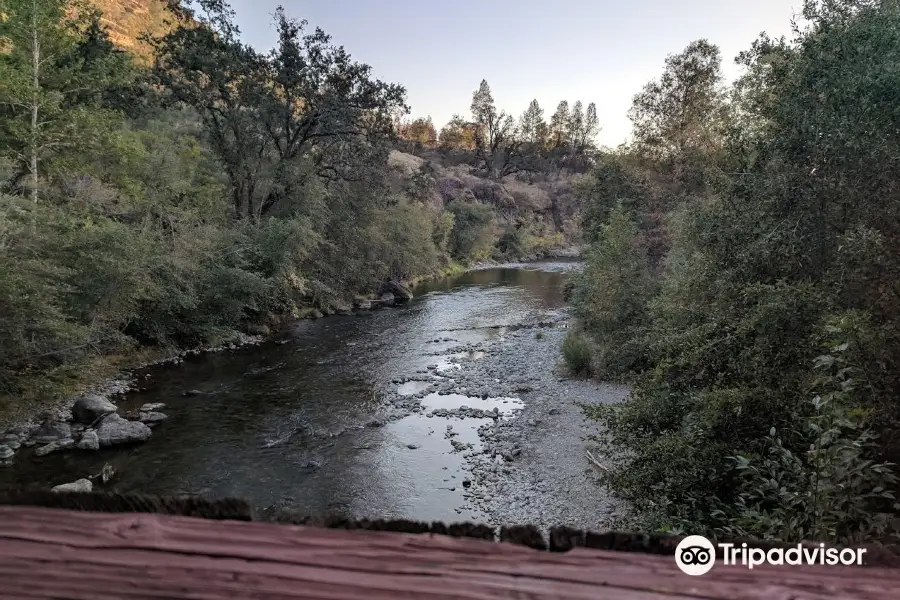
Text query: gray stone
76 430 100 451
355 299 372 310
34 439 74 457
139 411 169 426
31 420 71 444
380 280 414 301
379 293 396 307
140 403 167 412
0 445 13 459
548 407 561 415
406 443 420 450
51 479 92 493
72 394 117 425
96 414 151 447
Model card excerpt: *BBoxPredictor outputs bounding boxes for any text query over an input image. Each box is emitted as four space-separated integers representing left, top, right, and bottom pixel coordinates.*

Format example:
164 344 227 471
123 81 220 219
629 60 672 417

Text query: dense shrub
446 199 495 262
572 0 900 543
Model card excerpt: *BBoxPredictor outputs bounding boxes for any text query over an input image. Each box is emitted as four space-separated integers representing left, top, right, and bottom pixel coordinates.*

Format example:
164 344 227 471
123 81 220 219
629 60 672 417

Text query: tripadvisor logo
675 535 716 576
674 535 868 576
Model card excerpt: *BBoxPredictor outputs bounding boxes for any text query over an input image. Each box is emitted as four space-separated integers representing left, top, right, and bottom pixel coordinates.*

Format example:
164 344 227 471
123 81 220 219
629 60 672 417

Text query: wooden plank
0 506 897 599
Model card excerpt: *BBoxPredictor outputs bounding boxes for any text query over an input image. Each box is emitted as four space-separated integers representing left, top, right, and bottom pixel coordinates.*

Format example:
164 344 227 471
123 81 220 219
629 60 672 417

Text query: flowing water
0 261 582 523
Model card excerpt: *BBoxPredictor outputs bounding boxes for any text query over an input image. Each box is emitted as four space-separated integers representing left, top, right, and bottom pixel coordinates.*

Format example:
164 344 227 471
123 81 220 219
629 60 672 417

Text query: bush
570 203 655 377
562 330 593 376
446 199 495 262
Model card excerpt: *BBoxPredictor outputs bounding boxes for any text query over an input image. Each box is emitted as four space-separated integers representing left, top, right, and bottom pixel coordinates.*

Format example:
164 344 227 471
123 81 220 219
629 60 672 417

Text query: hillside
387 149 582 259
89 0 170 55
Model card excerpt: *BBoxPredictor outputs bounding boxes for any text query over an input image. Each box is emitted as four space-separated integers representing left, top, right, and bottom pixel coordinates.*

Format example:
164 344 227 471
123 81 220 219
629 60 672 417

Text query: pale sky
228 0 802 147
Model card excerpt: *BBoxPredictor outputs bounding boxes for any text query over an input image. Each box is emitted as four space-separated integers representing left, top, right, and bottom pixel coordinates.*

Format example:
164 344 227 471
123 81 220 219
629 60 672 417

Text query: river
0 261 629 530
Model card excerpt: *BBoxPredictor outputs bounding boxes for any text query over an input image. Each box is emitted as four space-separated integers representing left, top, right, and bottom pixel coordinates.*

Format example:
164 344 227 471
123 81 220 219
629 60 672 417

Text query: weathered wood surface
0 506 898 599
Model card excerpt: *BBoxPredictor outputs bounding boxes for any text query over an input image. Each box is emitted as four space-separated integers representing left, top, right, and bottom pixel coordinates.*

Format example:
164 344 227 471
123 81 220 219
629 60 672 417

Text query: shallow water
0 260 579 522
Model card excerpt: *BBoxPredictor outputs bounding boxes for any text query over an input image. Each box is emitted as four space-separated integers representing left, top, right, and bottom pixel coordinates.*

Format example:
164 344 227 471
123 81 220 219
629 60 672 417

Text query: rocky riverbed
373 309 629 530
0 261 627 531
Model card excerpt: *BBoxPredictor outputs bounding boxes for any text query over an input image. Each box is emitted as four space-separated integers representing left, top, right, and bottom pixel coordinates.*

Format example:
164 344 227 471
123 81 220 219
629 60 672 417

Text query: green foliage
561 330 593 376
0 1 488 416
495 227 525 258
431 210 455 254
576 0 900 543
570 203 655 377
446 199 494 261
728 331 899 544
148 1 406 220
0 0 135 197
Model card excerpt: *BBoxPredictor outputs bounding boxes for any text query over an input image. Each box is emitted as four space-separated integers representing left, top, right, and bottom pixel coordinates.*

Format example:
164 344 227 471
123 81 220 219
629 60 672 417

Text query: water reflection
0 260 577 522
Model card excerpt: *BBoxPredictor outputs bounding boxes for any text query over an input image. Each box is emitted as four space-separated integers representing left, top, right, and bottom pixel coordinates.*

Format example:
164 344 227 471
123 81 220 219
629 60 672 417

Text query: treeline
568 0 900 544
396 82 600 178
0 0 508 414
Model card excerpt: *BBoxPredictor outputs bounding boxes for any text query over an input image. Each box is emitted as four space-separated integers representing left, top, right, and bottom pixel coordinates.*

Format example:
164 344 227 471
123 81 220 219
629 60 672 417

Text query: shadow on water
0 259 579 522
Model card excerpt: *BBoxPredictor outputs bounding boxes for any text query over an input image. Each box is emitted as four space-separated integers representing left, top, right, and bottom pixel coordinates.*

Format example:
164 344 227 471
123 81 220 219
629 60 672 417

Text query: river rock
96 414 151 447
355 299 372 310
0 445 14 460
140 403 166 412
34 439 74 457
31 420 71 444
72 394 117 425
140 411 169 426
333 302 353 315
51 479 92 493
76 430 100 451
182 389 203 397
379 293 396 307
380 281 414 302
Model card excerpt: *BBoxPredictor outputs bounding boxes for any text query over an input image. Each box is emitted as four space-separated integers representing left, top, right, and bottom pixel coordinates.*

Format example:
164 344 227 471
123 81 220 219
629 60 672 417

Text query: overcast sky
228 0 802 147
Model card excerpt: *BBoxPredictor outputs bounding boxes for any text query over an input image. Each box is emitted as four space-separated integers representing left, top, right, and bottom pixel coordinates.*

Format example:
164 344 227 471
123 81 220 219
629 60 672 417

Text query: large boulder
96 414 151 448
72 394 117 425
379 293 396 307
379 281 414 302
76 430 100 451
31 420 71 444
51 479 92 493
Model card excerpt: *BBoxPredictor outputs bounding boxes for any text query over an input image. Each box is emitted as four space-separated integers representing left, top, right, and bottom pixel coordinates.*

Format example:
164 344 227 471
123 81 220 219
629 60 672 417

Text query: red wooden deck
1 505 898 599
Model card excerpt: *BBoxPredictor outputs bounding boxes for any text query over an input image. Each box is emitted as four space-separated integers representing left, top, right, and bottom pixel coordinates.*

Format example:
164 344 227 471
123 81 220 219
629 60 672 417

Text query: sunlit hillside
89 0 170 55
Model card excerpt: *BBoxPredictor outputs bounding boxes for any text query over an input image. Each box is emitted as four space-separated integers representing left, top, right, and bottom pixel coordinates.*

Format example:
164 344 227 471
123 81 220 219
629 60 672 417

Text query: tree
628 39 723 163
548 100 569 149
469 79 533 179
0 0 127 200
519 99 546 145
438 114 476 149
149 1 407 219
400 116 437 144
568 100 584 148
581 102 600 150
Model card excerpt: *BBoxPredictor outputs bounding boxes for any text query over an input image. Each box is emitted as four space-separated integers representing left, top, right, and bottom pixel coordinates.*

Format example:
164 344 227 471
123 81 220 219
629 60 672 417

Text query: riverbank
1 260 623 532
0 249 581 434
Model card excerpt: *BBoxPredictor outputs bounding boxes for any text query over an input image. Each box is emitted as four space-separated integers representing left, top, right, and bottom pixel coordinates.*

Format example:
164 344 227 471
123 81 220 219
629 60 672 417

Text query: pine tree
548 100 569 149
0 0 126 199
519 99 546 145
